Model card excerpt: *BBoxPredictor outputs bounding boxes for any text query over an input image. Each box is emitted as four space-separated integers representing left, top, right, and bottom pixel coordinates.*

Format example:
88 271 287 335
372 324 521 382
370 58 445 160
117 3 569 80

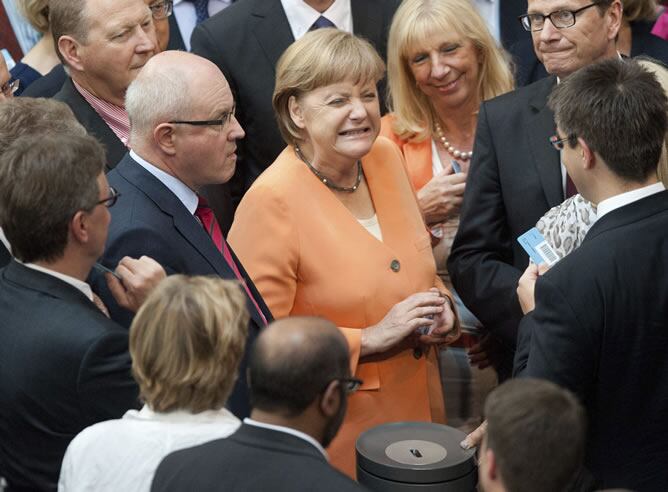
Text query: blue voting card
450 160 462 174
517 227 560 266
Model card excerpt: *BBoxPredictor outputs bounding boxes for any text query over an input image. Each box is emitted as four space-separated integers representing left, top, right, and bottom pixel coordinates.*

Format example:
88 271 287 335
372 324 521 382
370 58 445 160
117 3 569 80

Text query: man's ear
319 380 342 418
58 36 86 72
579 137 596 170
154 123 177 156
606 0 623 42
484 448 500 482
69 210 90 245
288 95 306 130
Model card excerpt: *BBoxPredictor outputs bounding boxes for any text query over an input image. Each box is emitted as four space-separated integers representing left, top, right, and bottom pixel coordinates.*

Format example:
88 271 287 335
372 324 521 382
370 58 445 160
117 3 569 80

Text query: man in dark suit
447 0 623 378
514 59 668 490
98 50 272 418
152 317 365 492
190 0 400 230
0 133 154 491
48 0 158 169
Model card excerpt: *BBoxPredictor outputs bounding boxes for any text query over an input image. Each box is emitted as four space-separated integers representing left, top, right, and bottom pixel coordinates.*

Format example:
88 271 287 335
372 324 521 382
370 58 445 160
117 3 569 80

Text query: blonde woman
58 275 248 492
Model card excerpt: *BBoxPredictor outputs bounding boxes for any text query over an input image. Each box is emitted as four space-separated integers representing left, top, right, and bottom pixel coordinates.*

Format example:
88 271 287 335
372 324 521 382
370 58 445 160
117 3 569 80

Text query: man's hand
517 263 550 314
105 256 166 313
460 420 487 450
467 333 493 370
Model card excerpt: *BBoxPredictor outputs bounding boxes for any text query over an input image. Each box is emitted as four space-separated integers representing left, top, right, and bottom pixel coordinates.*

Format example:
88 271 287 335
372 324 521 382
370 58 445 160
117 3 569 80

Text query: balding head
249 317 350 417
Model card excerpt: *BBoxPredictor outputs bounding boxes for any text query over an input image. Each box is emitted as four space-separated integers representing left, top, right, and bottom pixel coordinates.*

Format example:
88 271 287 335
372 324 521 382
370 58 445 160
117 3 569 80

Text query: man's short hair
0 134 104 263
130 275 249 413
0 98 86 155
50 0 89 64
484 379 586 492
249 317 350 416
549 58 668 182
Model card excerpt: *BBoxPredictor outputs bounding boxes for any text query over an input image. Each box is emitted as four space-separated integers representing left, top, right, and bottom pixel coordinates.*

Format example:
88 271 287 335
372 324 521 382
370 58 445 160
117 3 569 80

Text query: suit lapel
402 140 433 191
166 14 186 51
526 76 563 208
250 0 294 74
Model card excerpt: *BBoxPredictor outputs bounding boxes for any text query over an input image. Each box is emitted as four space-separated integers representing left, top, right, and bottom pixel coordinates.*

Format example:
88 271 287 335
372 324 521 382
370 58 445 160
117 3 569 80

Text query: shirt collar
125 405 241 424
280 0 352 40
596 182 666 220
22 263 94 301
130 150 199 215
243 417 328 459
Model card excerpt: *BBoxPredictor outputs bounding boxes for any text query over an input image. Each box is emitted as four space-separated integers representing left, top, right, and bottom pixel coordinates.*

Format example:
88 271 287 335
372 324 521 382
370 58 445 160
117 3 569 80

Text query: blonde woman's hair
622 0 658 22
18 0 50 33
638 58 668 185
387 0 514 142
273 28 385 146
130 275 249 413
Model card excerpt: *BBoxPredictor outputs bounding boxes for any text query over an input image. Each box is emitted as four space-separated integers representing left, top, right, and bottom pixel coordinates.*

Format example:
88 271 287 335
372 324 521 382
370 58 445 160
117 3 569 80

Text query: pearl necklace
295 145 362 193
434 122 473 161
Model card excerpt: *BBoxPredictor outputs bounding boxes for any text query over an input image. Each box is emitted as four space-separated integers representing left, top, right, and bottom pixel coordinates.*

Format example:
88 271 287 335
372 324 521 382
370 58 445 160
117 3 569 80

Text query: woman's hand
418 288 459 345
517 263 550 314
417 165 467 226
361 291 446 356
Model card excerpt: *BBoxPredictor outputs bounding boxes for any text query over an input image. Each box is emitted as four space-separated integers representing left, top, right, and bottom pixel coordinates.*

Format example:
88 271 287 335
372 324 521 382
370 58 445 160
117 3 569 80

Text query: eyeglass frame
326 377 364 395
149 0 173 20
93 186 121 209
168 104 236 128
1 78 20 97
518 2 603 32
549 134 576 151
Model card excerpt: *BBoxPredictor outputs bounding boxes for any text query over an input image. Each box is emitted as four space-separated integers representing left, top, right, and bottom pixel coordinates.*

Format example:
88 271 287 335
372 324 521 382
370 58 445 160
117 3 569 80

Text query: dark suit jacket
0 241 10 268
98 153 272 418
0 261 138 492
53 77 127 171
499 0 530 49
448 75 561 378
190 0 400 231
514 190 668 490
509 21 668 86
151 424 367 491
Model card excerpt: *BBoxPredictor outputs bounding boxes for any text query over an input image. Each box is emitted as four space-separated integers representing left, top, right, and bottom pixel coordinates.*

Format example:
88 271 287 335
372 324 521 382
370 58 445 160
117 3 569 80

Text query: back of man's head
0 134 104 263
249 317 350 417
0 98 86 155
549 58 668 183
480 378 586 492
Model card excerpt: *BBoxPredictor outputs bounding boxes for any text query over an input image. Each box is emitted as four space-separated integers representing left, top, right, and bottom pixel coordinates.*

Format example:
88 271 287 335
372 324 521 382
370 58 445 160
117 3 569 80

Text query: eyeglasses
1 78 19 97
334 377 364 395
169 105 236 128
519 2 602 31
95 187 121 208
549 134 574 151
149 0 173 20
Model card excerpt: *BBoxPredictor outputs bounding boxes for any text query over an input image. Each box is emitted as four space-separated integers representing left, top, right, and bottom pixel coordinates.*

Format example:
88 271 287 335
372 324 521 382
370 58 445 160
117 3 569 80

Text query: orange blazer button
390 259 401 272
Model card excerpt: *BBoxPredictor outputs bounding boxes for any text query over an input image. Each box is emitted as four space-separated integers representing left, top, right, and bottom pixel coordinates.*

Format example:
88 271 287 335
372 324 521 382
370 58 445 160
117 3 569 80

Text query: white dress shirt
280 0 352 40
173 0 232 50
22 263 94 301
0 228 11 256
244 417 328 459
596 182 666 220
130 150 198 214
58 406 241 492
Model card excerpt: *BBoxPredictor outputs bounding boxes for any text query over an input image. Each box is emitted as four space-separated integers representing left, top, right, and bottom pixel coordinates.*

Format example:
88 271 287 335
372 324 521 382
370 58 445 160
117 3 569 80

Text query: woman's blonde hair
622 0 658 22
18 0 50 33
638 58 668 185
130 275 249 413
387 0 514 141
273 28 385 146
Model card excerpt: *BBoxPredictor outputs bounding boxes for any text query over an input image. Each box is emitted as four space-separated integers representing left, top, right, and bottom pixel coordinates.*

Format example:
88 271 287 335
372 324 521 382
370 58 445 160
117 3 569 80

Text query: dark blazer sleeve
513 274 598 400
77 327 139 421
447 102 525 347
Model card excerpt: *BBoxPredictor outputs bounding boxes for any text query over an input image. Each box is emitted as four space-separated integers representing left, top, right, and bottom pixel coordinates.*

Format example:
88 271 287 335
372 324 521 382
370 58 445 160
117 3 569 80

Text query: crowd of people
0 0 667 491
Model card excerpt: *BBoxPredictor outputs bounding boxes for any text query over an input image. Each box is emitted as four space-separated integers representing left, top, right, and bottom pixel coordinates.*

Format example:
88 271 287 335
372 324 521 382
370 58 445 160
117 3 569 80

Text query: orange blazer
228 137 454 477
380 113 434 191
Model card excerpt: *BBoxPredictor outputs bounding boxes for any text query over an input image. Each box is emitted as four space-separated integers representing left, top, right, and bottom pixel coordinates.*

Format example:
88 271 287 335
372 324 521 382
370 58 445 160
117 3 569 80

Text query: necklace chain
434 122 473 161
295 146 362 193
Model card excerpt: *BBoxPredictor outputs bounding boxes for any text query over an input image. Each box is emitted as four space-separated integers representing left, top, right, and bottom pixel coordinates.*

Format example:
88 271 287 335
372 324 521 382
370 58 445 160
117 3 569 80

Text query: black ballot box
356 422 478 491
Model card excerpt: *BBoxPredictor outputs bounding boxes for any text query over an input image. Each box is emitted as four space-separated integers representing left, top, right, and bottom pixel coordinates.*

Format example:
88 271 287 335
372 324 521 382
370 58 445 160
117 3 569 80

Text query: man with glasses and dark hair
0 132 165 491
514 58 668 489
447 0 622 380
98 50 272 420
151 316 366 492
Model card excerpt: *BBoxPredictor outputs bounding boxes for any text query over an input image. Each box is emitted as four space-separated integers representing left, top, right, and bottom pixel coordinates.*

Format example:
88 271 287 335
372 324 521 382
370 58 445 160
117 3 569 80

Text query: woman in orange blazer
228 30 460 477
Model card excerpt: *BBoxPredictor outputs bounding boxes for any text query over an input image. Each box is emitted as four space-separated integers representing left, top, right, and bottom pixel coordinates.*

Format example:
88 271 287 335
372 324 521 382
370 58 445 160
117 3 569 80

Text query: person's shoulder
484 75 556 111
198 0 257 33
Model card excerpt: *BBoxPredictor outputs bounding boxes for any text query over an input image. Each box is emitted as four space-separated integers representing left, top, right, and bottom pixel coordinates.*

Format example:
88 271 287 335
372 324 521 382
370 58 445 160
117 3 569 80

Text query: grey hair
125 68 192 140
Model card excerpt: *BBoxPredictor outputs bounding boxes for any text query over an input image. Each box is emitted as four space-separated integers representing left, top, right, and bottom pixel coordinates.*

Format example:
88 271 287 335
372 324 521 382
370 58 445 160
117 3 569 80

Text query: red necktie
195 197 267 325
565 174 578 199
